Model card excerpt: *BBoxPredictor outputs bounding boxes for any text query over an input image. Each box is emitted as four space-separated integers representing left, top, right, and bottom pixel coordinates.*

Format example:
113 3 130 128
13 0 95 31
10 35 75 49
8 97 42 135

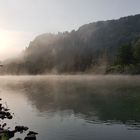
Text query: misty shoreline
0 74 139 83
0 74 140 77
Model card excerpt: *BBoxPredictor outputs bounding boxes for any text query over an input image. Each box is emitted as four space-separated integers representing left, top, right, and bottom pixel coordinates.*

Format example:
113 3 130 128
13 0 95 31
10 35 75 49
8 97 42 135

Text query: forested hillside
1 14 140 74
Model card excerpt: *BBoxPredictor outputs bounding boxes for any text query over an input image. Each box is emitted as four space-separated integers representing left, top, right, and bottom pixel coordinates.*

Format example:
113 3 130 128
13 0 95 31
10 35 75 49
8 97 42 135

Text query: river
0 75 140 140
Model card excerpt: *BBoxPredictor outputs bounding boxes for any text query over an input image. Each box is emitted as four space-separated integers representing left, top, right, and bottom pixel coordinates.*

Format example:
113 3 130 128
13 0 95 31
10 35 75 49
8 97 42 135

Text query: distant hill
1 14 140 74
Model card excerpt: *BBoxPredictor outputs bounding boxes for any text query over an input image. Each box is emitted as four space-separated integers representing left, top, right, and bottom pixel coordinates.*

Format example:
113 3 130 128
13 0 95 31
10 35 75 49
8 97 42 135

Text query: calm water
0 75 140 140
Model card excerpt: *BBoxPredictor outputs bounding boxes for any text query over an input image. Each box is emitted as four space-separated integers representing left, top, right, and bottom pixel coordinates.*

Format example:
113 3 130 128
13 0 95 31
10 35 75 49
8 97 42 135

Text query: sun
0 29 21 60
0 29 34 60
0 30 11 49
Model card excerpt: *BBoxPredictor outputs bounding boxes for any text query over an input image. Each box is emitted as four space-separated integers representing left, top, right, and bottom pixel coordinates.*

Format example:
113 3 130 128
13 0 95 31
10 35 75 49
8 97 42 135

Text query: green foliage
112 39 140 74
116 44 134 65
133 39 140 63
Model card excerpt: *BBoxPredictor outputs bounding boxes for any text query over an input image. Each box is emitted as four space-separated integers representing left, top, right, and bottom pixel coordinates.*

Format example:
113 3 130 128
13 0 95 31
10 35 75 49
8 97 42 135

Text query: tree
117 44 133 65
133 39 140 64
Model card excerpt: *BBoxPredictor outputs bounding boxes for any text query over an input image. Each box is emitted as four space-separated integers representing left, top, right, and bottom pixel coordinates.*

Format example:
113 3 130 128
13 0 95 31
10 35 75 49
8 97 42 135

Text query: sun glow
0 29 34 60
0 30 20 60
0 30 12 51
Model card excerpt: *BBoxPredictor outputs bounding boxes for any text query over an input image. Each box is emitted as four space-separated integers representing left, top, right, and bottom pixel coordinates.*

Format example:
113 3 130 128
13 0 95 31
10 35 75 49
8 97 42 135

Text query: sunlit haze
0 29 36 60
0 0 140 60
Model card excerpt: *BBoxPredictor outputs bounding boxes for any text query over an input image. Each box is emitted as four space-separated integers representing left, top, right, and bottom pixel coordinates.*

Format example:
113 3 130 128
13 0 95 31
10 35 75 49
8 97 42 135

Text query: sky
0 0 140 60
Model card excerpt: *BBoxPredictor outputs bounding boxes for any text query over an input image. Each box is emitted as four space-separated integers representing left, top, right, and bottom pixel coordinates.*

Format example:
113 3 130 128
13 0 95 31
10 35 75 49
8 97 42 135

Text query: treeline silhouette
1 14 140 74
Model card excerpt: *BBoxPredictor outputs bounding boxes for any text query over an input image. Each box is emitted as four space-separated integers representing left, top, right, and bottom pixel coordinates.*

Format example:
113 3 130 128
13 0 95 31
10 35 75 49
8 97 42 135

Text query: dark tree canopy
133 39 140 64
117 44 134 65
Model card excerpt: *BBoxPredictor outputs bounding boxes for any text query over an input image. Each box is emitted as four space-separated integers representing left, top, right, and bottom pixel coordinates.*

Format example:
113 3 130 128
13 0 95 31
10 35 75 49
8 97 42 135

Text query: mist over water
0 75 140 140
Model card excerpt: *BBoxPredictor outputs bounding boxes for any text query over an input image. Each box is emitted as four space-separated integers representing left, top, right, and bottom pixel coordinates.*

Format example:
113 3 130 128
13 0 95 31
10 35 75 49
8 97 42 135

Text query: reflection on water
0 75 140 140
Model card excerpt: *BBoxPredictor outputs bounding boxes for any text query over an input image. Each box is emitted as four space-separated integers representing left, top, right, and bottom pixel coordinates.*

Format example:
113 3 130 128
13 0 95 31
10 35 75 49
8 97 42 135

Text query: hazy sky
0 0 140 60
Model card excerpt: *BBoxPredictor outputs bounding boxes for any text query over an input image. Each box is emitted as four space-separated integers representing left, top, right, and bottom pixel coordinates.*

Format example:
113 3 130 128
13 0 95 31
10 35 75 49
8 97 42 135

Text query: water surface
0 75 140 140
